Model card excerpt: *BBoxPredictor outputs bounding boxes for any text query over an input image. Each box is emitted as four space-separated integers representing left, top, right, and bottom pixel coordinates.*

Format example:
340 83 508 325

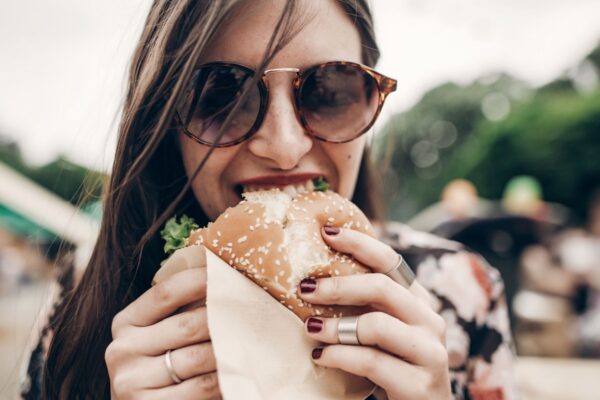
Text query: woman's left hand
298 226 453 400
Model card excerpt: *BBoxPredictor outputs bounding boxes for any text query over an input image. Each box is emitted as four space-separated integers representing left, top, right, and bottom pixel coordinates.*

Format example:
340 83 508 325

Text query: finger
125 307 211 356
141 371 221 400
113 268 207 333
311 345 427 400
322 226 398 274
144 342 217 389
299 273 433 326
322 227 430 302
305 313 446 366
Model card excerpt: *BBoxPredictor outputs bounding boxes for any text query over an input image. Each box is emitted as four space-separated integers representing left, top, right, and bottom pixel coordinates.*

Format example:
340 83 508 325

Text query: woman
21 0 516 399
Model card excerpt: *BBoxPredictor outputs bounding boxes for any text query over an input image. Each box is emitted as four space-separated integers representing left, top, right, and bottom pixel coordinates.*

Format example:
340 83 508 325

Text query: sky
1 0 600 173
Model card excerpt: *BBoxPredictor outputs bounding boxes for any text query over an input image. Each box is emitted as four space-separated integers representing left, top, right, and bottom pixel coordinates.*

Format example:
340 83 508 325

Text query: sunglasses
175 61 397 147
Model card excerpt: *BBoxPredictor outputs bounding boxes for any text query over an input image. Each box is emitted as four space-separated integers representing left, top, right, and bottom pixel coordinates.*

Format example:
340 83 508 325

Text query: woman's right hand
105 268 221 399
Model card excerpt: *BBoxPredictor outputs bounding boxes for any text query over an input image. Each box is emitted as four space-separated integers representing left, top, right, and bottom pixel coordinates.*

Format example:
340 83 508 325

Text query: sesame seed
238 236 248 243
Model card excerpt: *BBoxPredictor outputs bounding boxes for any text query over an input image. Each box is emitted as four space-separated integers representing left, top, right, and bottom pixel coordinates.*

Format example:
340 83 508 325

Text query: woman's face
178 0 366 221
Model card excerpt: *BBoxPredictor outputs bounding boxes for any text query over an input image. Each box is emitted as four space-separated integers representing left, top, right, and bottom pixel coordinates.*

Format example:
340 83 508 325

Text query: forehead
202 0 363 70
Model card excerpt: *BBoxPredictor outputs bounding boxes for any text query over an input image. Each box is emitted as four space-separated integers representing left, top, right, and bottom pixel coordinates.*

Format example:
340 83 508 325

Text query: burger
160 177 375 320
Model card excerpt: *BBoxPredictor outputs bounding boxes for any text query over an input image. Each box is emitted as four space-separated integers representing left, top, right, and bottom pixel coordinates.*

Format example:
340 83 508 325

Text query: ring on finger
385 253 415 289
337 315 361 345
164 349 183 384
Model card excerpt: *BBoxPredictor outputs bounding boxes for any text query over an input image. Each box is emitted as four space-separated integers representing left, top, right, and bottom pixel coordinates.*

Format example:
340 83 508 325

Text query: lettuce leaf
160 215 199 254
313 176 330 192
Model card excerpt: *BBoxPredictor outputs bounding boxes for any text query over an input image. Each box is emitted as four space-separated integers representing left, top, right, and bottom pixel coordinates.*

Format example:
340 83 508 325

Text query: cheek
339 138 365 174
178 135 232 218
325 139 365 197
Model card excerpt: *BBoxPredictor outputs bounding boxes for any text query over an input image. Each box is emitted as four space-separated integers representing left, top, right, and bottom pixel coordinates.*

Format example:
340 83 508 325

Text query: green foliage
445 90 600 217
375 42 600 222
0 139 105 208
374 74 532 220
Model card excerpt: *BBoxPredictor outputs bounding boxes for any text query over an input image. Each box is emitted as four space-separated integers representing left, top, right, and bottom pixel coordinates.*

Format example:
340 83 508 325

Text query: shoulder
380 222 517 399
19 256 77 399
379 221 504 315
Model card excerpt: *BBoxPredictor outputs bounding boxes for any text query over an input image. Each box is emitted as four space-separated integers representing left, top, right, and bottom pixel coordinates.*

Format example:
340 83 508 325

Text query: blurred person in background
408 179 496 234
18 1 517 399
518 190 600 357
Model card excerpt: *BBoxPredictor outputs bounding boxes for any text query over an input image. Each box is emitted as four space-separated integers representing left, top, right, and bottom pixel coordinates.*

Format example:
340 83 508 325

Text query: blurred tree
375 41 600 223
0 137 105 208
445 89 600 222
373 74 531 221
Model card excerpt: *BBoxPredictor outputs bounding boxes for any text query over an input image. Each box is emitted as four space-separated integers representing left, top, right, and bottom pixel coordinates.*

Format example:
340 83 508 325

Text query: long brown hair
43 0 382 398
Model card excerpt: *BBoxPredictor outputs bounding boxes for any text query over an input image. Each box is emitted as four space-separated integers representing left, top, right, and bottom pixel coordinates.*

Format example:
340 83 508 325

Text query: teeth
242 178 318 196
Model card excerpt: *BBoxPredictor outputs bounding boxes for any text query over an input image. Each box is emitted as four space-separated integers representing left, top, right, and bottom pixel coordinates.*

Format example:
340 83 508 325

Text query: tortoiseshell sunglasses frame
176 61 397 147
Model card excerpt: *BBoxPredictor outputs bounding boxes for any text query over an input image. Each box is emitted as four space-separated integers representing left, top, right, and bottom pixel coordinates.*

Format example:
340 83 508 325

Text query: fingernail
324 225 340 236
307 317 323 333
312 347 324 359
300 278 317 294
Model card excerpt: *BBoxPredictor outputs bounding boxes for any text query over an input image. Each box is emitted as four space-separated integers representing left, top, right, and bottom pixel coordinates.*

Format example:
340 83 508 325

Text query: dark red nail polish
307 317 323 333
300 278 317 293
324 225 340 236
312 347 323 359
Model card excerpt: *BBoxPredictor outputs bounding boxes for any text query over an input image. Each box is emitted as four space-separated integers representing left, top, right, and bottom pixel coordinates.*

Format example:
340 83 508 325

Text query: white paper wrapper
154 245 376 399
204 247 376 400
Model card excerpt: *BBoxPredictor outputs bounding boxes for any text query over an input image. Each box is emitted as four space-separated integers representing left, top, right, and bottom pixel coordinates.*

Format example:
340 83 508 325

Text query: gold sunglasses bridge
263 67 300 75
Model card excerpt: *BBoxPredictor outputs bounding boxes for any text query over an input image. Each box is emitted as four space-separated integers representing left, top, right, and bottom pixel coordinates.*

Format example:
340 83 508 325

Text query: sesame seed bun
187 189 374 321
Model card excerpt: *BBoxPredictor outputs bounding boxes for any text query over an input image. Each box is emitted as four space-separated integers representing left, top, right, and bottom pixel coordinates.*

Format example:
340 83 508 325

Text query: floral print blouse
20 222 517 400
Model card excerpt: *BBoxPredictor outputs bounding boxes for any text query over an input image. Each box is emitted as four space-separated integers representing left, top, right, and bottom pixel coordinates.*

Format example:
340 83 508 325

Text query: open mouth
234 177 329 200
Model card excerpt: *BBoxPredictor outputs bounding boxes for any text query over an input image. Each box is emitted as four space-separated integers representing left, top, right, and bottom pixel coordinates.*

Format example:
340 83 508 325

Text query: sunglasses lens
180 65 261 145
299 64 380 142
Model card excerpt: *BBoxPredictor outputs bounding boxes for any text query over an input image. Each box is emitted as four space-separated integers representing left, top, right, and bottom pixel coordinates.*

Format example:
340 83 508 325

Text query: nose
246 72 313 170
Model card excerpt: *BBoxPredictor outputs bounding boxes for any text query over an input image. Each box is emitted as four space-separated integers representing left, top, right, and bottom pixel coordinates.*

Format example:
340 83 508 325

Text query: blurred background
1 0 599 398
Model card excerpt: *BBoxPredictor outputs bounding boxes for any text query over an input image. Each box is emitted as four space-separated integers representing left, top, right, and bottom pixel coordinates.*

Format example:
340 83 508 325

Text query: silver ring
164 349 183 384
337 316 361 345
385 254 415 288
